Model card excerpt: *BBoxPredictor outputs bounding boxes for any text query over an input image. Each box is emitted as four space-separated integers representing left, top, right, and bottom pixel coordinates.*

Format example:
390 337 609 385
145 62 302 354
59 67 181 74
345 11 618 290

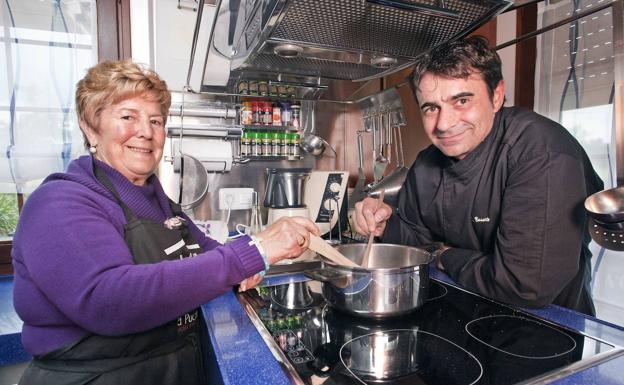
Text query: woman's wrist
249 235 269 275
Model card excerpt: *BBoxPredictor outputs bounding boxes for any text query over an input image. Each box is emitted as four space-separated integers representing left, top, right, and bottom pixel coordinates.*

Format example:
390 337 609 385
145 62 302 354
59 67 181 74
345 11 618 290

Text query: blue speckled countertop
3 271 624 384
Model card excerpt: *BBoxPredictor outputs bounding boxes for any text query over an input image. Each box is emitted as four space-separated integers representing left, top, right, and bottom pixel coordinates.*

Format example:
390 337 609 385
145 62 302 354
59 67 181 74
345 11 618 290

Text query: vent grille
271 0 505 58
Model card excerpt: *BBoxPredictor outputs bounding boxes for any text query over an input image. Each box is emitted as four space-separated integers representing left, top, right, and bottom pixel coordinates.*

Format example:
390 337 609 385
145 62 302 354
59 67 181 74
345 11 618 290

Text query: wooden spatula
308 235 359 268
361 190 385 268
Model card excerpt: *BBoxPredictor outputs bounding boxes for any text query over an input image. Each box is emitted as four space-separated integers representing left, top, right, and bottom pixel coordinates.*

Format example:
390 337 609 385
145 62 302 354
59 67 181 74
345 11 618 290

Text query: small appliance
304 171 349 239
264 168 311 225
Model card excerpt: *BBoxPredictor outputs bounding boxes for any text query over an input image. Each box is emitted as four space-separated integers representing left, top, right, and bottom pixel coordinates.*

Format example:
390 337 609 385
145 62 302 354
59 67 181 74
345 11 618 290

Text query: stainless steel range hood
187 0 511 93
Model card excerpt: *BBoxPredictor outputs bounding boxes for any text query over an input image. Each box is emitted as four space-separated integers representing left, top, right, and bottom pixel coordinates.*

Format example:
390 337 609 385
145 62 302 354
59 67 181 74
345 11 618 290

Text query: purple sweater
11 155 264 356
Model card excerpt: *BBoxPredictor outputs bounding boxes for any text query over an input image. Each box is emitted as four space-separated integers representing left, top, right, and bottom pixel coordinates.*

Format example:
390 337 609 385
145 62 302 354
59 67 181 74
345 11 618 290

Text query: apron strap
92 159 137 223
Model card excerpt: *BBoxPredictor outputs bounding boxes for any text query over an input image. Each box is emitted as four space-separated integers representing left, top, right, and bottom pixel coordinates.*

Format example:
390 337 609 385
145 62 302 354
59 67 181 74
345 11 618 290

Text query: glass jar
271 132 280 156
277 85 288 98
251 101 260 125
238 80 249 95
291 103 301 128
261 131 271 155
291 133 301 156
280 132 289 156
240 101 253 125
248 81 259 96
240 130 250 156
280 102 291 126
251 131 262 156
272 102 282 126
262 101 273 125
269 83 278 97
258 81 269 96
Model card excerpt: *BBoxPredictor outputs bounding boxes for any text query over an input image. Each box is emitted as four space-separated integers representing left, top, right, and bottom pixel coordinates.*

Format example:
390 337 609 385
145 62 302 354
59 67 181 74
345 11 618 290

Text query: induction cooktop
238 279 623 385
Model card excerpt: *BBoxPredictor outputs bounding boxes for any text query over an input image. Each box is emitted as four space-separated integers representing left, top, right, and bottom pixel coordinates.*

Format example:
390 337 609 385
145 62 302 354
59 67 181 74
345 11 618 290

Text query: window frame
0 0 131 274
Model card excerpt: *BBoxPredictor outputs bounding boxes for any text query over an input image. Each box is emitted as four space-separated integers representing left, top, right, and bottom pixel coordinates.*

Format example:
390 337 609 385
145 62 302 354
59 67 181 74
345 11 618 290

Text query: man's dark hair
411 36 503 99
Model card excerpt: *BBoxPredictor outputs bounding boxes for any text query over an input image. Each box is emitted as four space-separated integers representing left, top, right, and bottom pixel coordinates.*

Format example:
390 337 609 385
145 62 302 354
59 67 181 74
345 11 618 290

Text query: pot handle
304 268 352 289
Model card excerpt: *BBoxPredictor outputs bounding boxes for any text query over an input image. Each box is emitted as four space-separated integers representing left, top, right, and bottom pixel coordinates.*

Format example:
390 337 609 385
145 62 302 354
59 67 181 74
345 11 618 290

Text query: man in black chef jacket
353 36 603 316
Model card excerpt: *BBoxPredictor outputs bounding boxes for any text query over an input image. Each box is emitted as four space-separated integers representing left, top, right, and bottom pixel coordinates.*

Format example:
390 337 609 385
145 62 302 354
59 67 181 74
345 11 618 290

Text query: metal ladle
300 102 337 157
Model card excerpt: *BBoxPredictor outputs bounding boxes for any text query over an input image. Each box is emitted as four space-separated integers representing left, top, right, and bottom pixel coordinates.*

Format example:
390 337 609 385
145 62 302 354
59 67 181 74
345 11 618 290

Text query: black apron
19 165 206 385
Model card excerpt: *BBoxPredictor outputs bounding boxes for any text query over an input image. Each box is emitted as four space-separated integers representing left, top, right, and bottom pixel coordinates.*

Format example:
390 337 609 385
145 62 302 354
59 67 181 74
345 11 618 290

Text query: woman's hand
352 197 393 237
257 216 320 264
238 274 263 292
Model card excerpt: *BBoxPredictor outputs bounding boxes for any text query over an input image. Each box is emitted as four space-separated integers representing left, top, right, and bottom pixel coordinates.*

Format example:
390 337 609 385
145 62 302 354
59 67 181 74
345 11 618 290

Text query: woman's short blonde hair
75 60 171 149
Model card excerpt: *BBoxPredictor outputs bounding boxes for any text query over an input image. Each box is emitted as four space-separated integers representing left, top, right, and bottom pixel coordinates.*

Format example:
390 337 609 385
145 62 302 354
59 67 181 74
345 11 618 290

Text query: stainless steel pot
304 244 433 318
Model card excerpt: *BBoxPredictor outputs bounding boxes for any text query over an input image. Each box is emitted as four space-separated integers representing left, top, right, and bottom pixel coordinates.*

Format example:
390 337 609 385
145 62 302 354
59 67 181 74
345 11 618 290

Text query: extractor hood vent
187 0 511 92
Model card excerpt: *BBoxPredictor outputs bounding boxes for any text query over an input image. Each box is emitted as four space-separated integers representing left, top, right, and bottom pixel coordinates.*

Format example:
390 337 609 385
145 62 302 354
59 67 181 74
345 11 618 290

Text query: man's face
416 72 505 160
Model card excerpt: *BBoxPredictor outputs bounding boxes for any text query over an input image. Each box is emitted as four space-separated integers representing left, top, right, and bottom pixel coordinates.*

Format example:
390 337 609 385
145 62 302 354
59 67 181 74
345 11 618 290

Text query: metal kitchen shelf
235 155 303 163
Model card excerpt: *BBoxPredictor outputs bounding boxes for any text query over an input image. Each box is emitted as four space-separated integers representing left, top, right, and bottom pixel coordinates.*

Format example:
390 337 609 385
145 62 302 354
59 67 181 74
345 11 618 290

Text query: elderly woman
11 60 318 384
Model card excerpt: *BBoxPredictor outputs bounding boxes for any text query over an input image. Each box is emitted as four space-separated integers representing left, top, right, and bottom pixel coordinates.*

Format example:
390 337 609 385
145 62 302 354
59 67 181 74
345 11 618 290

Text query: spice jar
240 101 253 125
238 80 249 95
261 131 271 156
251 131 261 156
280 102 291 126
251 100 260 125
291 133 301 156
249 81 259 96
278 85 288 98
271 132 280 156
262 101 273 125
269 84 278 97
240 130 250 156
258 81 269 97
291 103 301 128
272 102 282 126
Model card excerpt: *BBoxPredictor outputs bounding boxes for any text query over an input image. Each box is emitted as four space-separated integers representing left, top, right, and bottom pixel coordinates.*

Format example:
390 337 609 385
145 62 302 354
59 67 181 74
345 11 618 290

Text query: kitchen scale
238 279 623 384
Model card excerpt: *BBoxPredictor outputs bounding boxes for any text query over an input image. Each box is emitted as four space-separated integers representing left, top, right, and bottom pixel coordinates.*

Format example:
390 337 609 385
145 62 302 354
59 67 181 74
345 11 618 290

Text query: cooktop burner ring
426 280 448 302
339 328 483 385
465 315 577 360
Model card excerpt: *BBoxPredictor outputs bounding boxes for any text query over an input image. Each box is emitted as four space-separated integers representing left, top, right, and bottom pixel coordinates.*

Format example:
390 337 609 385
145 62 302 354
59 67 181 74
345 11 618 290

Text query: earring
89 145 97 154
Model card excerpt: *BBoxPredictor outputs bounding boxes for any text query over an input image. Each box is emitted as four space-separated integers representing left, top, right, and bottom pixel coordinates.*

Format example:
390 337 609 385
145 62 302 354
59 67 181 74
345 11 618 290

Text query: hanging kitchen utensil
585 186 624 223
350 131 368 205
587 218 624 251
368 123 409 207
372 113 387 183
178 153 209 210
300 101 337 157
374 112 389 181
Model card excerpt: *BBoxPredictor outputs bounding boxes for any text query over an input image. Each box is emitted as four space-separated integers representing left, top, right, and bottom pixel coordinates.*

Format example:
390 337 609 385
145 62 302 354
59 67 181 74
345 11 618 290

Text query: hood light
274 44 304 58
371 56 398 68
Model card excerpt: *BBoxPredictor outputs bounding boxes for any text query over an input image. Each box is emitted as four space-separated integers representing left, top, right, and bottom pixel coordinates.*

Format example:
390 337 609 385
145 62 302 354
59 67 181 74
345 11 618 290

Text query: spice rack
237 79 305 161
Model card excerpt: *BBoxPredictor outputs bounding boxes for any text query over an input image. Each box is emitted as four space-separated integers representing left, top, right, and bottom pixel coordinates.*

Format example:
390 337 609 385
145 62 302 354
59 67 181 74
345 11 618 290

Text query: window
534 0 622 325
1 1 99 272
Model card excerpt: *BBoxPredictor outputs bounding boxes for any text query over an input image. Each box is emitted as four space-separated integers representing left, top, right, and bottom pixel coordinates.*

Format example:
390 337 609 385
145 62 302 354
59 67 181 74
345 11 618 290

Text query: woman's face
84 95 166 186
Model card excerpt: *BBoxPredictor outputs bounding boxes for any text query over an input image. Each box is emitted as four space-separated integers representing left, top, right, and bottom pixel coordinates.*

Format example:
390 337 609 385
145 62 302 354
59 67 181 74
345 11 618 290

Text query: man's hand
352 197 393 237
435 244 451 271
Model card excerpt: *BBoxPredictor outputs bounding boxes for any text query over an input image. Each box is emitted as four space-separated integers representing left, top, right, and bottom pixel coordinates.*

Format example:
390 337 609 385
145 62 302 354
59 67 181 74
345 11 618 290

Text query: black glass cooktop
240 279 619 384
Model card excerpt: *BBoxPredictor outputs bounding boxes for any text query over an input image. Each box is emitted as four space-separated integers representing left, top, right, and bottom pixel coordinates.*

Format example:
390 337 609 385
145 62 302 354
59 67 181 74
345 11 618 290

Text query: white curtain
1 0 97 194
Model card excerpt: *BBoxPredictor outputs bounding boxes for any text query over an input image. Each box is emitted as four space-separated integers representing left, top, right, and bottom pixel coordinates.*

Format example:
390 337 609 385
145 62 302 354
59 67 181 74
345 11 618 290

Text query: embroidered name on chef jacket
473 216 491 223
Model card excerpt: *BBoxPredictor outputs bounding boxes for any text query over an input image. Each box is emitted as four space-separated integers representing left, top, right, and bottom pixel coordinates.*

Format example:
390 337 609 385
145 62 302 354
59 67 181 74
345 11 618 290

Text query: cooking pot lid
588 218 624 251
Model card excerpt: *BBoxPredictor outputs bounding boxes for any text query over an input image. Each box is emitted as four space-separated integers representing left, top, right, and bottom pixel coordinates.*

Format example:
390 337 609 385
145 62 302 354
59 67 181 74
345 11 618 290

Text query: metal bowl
585 186 624 223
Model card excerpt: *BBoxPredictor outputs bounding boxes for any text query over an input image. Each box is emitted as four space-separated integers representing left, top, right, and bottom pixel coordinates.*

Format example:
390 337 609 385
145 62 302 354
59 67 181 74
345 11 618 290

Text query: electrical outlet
219 188 254 210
